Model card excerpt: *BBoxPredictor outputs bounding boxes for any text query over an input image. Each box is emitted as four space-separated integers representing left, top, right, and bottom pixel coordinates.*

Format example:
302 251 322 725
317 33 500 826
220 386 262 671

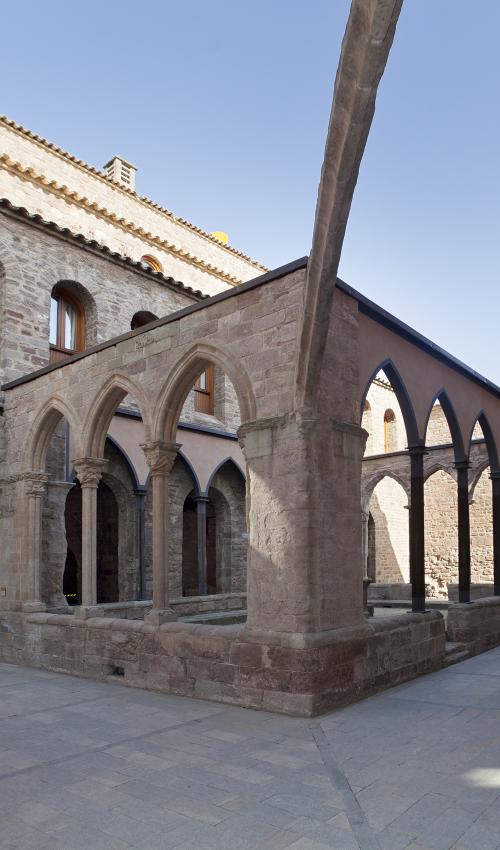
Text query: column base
145 608 177 625
22 601 47 613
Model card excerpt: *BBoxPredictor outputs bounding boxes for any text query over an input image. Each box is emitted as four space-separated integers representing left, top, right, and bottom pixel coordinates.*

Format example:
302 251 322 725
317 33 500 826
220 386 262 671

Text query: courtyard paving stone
1 648 500 849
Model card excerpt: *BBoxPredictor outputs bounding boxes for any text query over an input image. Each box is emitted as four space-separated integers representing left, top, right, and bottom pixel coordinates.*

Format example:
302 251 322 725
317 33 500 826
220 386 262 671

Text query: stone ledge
447 596 500 650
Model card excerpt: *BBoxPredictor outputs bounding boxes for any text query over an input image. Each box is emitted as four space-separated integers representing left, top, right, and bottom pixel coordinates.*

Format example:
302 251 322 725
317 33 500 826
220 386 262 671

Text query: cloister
2 0 500 714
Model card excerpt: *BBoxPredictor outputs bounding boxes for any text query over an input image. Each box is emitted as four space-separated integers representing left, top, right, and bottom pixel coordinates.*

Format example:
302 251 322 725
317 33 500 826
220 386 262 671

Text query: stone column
141 441 181 624
193 495 210 596
490 472 500 596
455 461 471 603
73 458 108 607
134 487 147 601
361 509 369 579
23 472 49 611
239 412 368 638
409 445 426 613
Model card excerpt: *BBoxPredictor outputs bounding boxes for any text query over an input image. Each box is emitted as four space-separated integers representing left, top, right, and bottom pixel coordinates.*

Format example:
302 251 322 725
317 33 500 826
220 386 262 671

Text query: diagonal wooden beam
295 0 404 411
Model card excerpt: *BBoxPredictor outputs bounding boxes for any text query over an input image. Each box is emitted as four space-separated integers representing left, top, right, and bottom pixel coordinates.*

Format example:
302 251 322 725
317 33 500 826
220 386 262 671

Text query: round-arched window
49 286 85 363
141 255 163 273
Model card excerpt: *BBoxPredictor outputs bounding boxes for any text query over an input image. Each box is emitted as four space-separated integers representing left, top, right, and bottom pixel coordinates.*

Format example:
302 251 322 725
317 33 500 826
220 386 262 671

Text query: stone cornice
0 116 267 273
0 153 245 286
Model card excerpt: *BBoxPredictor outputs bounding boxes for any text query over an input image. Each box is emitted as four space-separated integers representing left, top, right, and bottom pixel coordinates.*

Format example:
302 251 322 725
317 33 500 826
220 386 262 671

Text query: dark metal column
194 495 210 596
456 462 471 603
490 472 500 596
134 487 147 601
409 445 426 612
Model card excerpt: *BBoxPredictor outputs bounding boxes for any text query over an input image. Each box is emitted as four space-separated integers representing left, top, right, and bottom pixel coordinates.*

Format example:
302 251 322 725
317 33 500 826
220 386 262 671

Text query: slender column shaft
73 458 108 608
135 489 146 601
141 441 181 620
81 484 98 605
24 474 49 606
361 509 369 579
194 496 209 596
409 447 426 612
456 463 471 604
491 473 500 596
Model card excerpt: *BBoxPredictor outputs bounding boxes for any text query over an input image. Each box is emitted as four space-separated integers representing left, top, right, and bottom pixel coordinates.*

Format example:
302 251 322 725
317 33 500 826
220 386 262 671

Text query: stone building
1 0 500 716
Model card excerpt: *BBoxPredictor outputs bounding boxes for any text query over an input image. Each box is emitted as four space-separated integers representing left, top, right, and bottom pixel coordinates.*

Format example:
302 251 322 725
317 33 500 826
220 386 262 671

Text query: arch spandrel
81 372 154 459
153 342 257 444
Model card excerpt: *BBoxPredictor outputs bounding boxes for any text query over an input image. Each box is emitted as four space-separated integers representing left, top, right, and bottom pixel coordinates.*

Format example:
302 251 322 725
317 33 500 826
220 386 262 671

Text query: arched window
49 286 85 363
141 255 163 273
130 311 158 331
384 409 397 452
194 366 214 415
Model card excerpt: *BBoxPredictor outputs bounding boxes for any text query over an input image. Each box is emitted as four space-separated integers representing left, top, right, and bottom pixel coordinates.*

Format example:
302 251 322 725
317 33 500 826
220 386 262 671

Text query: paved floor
1 651 500 850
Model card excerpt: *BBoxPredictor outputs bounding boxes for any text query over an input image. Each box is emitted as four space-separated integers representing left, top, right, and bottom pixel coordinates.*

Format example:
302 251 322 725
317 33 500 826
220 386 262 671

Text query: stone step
444 641 471 666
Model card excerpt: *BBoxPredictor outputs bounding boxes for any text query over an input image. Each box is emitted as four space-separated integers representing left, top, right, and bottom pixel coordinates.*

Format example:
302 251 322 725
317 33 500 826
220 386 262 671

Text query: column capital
490 471 500 481
193 494 210 504
22 471 49 498
454 459 470 471
73 457 108 488
141 441 181 475
408 442 427 456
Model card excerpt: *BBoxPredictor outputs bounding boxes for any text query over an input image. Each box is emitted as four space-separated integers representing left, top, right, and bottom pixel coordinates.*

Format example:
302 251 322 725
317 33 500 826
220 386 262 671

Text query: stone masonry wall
0 120 265 295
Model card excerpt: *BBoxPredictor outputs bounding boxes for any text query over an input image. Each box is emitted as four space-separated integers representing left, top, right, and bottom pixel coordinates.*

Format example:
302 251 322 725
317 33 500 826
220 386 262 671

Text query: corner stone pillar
238 412 368 639
22 472 49 611
73 458 108 606
141 440 181 624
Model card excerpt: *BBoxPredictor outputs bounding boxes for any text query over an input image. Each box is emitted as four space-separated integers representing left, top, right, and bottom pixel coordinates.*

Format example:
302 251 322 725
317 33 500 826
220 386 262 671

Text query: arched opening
367 476 409 585
424 469 458 598
49 281 97 364
64 485 82 605
181 493 198 596
131 311 158 331
383 409 397 453
141 255 163 273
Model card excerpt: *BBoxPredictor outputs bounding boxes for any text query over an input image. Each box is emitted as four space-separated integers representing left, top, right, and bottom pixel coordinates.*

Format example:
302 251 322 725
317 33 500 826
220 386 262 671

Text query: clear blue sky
1 1 499 380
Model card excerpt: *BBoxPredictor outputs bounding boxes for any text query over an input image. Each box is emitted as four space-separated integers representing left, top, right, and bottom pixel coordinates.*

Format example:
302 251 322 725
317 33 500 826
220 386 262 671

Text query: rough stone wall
426 404 453 446
470 467 493 583
368 477 409 583
0 213 196 386
0 120 265 295
425 469 458 597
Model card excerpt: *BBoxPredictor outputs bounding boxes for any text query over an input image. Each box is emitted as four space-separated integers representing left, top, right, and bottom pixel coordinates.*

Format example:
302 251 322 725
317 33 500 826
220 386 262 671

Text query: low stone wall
447 597 500 651
368 583 411 600
447 584 495 603
47 593 248 622
0 608 445 716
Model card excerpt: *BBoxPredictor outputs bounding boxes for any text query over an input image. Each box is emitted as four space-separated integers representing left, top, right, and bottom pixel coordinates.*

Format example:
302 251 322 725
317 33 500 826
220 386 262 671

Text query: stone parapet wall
447 597 500 650
0 609 445 716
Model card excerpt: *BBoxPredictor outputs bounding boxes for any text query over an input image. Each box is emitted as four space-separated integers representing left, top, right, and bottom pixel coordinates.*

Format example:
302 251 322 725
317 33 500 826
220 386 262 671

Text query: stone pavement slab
1 649 500 849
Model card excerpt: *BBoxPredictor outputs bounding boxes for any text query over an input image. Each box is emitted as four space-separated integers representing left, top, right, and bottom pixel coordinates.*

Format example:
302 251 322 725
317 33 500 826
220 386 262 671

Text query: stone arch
26 395 82 471
424 391 466 462
131 310 159 330
367 475 409 584
468 412 500 474
82 372 153 458
205 456 245 494
362 470 410 512
153 342 257 443
424 461 456 484
360 359 420 447
209 459 247 594
424 468 458 598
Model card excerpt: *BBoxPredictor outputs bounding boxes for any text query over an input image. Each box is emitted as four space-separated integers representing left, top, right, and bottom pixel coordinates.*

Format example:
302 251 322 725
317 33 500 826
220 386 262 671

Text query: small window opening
49 286 85 364
141 255 163 273
194 366 215 415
